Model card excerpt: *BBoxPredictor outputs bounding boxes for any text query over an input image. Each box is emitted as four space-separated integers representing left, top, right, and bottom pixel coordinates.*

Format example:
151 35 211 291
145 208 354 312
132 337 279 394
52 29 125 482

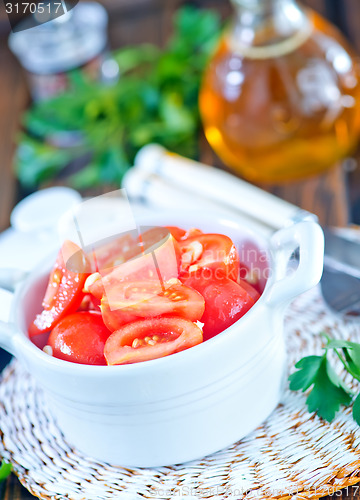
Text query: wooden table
1 0 360 498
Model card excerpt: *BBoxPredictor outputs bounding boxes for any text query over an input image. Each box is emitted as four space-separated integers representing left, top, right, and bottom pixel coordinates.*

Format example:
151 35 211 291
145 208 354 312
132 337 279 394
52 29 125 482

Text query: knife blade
321 227 360 316
321 266 360 316
323 227 360 275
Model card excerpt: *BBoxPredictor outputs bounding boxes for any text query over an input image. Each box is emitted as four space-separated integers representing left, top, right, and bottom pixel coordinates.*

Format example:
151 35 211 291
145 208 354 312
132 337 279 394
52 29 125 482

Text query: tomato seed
54 269 62 284
148 339 156 346
144 336 151 343
43 345 53 356
83 272 101 293
167 278 181 285
153 335 159 341
132 338 140 348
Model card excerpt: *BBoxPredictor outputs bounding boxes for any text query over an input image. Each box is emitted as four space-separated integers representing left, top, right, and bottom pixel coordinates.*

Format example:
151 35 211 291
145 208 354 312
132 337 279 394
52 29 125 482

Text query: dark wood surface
0 1 360 498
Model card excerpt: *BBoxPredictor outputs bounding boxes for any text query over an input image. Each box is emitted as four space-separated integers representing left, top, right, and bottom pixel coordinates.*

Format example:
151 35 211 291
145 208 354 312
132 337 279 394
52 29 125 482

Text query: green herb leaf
326 339 360 380
289 356 323 391
15 136 76 188
352 392 360 426
289 354 352 422
0 461 12 482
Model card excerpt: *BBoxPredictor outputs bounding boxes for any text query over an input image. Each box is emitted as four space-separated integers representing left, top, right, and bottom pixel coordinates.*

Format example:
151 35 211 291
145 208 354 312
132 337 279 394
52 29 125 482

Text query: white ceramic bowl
0 212 324 467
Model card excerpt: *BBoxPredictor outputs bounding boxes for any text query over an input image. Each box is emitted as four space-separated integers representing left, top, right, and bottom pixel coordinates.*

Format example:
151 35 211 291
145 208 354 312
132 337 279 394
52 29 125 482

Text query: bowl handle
265 221 324 307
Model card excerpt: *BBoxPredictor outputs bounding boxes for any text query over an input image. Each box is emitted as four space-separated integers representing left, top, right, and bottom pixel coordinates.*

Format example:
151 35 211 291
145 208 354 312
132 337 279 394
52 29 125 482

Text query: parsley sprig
289 335 360 425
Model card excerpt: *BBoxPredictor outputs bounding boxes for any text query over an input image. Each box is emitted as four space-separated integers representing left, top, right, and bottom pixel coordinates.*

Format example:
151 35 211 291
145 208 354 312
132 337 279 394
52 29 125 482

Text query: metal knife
321 227 360 316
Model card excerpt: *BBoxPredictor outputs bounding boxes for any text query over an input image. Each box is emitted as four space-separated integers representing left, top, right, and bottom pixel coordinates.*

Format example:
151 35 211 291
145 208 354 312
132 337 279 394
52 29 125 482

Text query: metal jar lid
8 2 108 75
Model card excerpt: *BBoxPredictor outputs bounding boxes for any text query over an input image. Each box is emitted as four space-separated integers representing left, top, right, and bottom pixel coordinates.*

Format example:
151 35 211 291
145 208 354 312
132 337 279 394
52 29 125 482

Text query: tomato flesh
29 241 89 337
179 233 239 281
166 226 203 241
88 233 136 272
182 274 255 341
88 231 180 300
30 225 261 365
166 226 186 241
47 312 111 365
238 279 261 302
104 317 203 365
100 280 205 331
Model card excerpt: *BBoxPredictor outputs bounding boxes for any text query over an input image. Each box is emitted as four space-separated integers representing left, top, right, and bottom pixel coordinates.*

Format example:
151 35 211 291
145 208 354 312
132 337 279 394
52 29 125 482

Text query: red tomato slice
88 229 180 300
182 274 255 341
237 279 261 302
166 226 186 241
179 233 239 281
100 280 205 331
29 241 89 337
166 226 203 241
238 262 263 294
104 316 203 365
88 233 136 272
78 294 101 312
47 312 111 365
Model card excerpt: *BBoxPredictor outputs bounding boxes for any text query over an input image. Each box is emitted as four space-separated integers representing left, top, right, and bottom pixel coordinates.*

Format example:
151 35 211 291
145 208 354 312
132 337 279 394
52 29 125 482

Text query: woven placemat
1 286 360 500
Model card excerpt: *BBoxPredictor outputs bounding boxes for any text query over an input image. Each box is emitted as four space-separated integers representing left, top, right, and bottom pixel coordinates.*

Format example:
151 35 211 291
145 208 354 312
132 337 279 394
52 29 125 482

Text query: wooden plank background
0 0 360 230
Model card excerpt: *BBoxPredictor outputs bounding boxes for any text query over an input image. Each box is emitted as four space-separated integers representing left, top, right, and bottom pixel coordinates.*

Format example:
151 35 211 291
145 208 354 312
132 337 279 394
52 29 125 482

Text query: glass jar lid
9 2 108 74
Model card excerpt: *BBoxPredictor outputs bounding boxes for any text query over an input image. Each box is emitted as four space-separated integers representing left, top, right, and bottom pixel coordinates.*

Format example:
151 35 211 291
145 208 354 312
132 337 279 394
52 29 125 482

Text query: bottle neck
229 0 311 57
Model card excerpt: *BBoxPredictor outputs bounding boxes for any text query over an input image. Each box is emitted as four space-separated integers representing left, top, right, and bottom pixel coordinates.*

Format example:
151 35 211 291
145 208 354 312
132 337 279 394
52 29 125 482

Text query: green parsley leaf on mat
0 461 12 482
289 335 360 424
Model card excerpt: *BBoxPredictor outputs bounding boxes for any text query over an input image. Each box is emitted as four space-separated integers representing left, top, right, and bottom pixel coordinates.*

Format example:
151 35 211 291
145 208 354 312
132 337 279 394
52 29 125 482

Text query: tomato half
179 234 239 281
88 230 180 300
47 312 111 365
29 241 89 337
104 317 203 365
182 274 255 341
100 280 205 331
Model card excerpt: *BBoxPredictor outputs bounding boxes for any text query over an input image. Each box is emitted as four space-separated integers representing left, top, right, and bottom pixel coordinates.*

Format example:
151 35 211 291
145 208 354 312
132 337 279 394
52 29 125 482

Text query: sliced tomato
88 229 180 300
78 294 101 312
104 316 203 365
88 233 136 272
100 280 205 331
29 241 89 337
179 233 239 281
166 226 203 241
182 274 255 341
237 279 261 302
165 226 186 241
237 262 263 294
182 228 203 240
47 312 111 365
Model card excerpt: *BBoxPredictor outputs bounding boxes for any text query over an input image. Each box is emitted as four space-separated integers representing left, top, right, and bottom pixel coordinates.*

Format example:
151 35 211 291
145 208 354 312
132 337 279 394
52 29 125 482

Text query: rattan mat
1 286 360 500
